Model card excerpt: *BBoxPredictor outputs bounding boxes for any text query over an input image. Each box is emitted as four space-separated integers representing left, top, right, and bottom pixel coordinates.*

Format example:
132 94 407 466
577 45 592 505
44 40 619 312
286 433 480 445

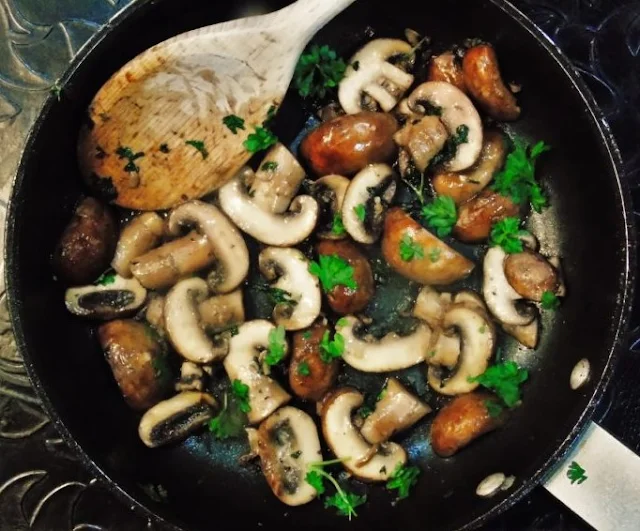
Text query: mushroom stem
112 212 165 278
198 289 245 331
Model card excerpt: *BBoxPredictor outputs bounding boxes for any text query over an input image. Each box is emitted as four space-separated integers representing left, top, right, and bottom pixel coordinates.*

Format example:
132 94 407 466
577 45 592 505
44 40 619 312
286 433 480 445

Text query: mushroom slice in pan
339 39 415 114
361 378 431 445
342 164 397 244
138 391 217 448
167 200 249 293
223 320 291 425
198 289 245 332
413 286 453 329
339 315 431 372
428 304 496 395
483 246 537 326
394 115 449 174
65 275 147 320
258 248 321 331
165 277 229 364
112 212 165 278
248 406 322 506
402 81 483 171
175 361 206 393
321 388 407 481
313 175 350 239
218 168 319 247
248 143 306 214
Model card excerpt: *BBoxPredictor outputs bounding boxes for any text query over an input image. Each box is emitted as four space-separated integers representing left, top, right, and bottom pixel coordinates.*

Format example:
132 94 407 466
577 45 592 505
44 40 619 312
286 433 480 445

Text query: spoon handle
279 0 358 43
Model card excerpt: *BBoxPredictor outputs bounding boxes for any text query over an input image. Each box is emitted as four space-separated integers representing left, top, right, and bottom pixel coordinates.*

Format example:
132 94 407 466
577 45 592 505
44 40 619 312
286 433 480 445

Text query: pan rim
4 0 637 530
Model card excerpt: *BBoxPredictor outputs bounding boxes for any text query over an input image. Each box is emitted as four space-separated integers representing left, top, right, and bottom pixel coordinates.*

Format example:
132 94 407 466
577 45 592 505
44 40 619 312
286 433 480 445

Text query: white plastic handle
544 421 640 530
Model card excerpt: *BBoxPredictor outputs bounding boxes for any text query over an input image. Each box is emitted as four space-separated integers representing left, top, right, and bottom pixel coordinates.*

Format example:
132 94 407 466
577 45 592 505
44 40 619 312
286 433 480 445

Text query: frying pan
3 0 636 530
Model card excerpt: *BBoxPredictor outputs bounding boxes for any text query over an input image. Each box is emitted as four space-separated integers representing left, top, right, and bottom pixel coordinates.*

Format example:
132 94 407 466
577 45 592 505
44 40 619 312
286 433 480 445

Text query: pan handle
543 421 640 530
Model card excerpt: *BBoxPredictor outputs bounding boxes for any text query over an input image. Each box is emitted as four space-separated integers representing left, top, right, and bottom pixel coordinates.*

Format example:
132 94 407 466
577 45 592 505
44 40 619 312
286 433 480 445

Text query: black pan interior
4 1 635 530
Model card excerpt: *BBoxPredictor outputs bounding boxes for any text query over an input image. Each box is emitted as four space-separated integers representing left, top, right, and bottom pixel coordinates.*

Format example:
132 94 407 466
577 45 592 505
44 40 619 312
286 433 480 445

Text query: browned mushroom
504 251 560 302
427 51 467 92
453 190 520 243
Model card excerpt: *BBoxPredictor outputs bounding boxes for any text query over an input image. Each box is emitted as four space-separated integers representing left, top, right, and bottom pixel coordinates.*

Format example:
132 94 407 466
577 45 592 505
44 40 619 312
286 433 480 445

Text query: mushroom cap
258 247 321 331
223 320 291 425
405 81 483 171
138 391 216 448
321 388 407 482
339 39 415 114
164 277 228 364
218 172 319 247
342 163 397 244
65 274 147 320
167 200 249 294
339 315 431 372
252 406 323 506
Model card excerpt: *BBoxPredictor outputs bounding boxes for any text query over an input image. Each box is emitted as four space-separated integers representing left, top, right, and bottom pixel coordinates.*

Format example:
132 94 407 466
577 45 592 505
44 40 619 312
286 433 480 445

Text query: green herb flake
232 379 251 413
51 82 63 101
484 400 504 418
430 124 470 168
305 460 366 520
354 204 366 222
291 450 302 459
223 114 246 134
386 463 420 500
567 461 588 485
185 140 209 159
358 406 373 419
422 195 457 238
265 325 287 367
428 248 441 263
469 361 529 408
490 217 530 254
243 126 278 153
209 391 249 440
399 234 424 262
302 331 312 340
94 271 116 286
319 330 345 363
115 146 145 173
297 361 311 376
479 325 487 334
336 317 349 328
309 254 357 293
421 99 443 116
331 213 346 236
294 44 347 100
541 291 560 310
261 161 279 172
159 143 170 153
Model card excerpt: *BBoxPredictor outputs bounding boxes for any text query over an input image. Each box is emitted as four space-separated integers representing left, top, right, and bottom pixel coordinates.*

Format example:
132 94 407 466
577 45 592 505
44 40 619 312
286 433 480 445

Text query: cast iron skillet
4 0 636 530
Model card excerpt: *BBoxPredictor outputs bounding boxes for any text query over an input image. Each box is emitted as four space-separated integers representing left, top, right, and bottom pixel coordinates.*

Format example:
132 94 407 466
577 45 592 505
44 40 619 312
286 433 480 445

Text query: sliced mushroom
65 275 147 320
198 289 245 332
394 115 449 173
223 320 291 425
342 164 397 244
429 332 461 369
361 378 431 444
258 248 321 331
248 143 306 214
313 175 350 239
428 304 496 395
483 247 537 326
502 320 539 349
427 51 466 92
112 213 165 277
433 130 508 205
339 315 431 372
249 406 323 506
175 361 206 393
167 200 249 293
403 81 483 171
145 294 166 332
339 39 415 114
164 277 228 364
138 391 217 448
218 169 319 247
130 231 216 290
321 388 407 481
412 286 453 329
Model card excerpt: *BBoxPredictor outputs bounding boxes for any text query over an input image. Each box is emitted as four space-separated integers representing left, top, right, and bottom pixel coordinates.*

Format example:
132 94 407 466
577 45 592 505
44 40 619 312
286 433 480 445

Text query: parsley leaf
223 114 246 134
484 400 504 418
386 463 420 500
309 254 357 293
294 44 347 100
492 138 551 213
399 234 424 262
541 291 560 310
422 195 457 238
261 161 278 172
185 140 209 159
331 213 346 236
116 146 144 173
325 491 367 518
335 317 349 328
265 325 287 366
208 387 249 440
256 283 298 308
469 361 529 408
490 217 531 254
354 204 366 222
357 405 374 418
94 271 116 286
306 459 365 520
243 126 278 153
306 470 326 495
430 124 470 169
428 248 441 263
297 361 311 376
320 330 345 363
232 379 251 413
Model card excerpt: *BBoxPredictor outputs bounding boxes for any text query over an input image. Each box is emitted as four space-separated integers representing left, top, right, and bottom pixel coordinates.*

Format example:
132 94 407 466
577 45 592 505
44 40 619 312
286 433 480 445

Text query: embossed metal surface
0 0 638 529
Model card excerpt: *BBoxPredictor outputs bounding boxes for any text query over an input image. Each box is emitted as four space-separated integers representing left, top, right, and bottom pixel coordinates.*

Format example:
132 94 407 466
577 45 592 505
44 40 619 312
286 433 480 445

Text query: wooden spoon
78 0 357 211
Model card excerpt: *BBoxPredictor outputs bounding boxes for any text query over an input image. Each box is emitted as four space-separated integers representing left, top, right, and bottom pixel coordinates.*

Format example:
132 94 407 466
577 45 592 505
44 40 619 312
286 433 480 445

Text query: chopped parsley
209 388 248 440
265 325 287 366
51 82 63 101
257 284 298 308
430 124 470 168
185 140 209 159
358 405 373 418
335 317 349 328
302 331 312 340
223 114 246 134
231 379 251 413
492 138 551 213
541 291 560 310
331 213 346 236
94 271 116 286
159 143 170 153
291 450 302 459
422 195 457 238
309 254 357 293
386 463 420 500
320 330 345 363
428 248 441 263
115 146 145 173
469 361 529 408
297 361 311 376
306 459 366 519
484 400 504 418
261 161 279 172
567 461 588 485
420 99 443 116
399 234 424 262
354 204 366 222
243 126 278 153
490 217 531 254
294 44 347 100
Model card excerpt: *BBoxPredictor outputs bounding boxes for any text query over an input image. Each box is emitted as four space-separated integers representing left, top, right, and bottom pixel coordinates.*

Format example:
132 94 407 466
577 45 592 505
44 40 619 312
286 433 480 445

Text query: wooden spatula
77 0 356 211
